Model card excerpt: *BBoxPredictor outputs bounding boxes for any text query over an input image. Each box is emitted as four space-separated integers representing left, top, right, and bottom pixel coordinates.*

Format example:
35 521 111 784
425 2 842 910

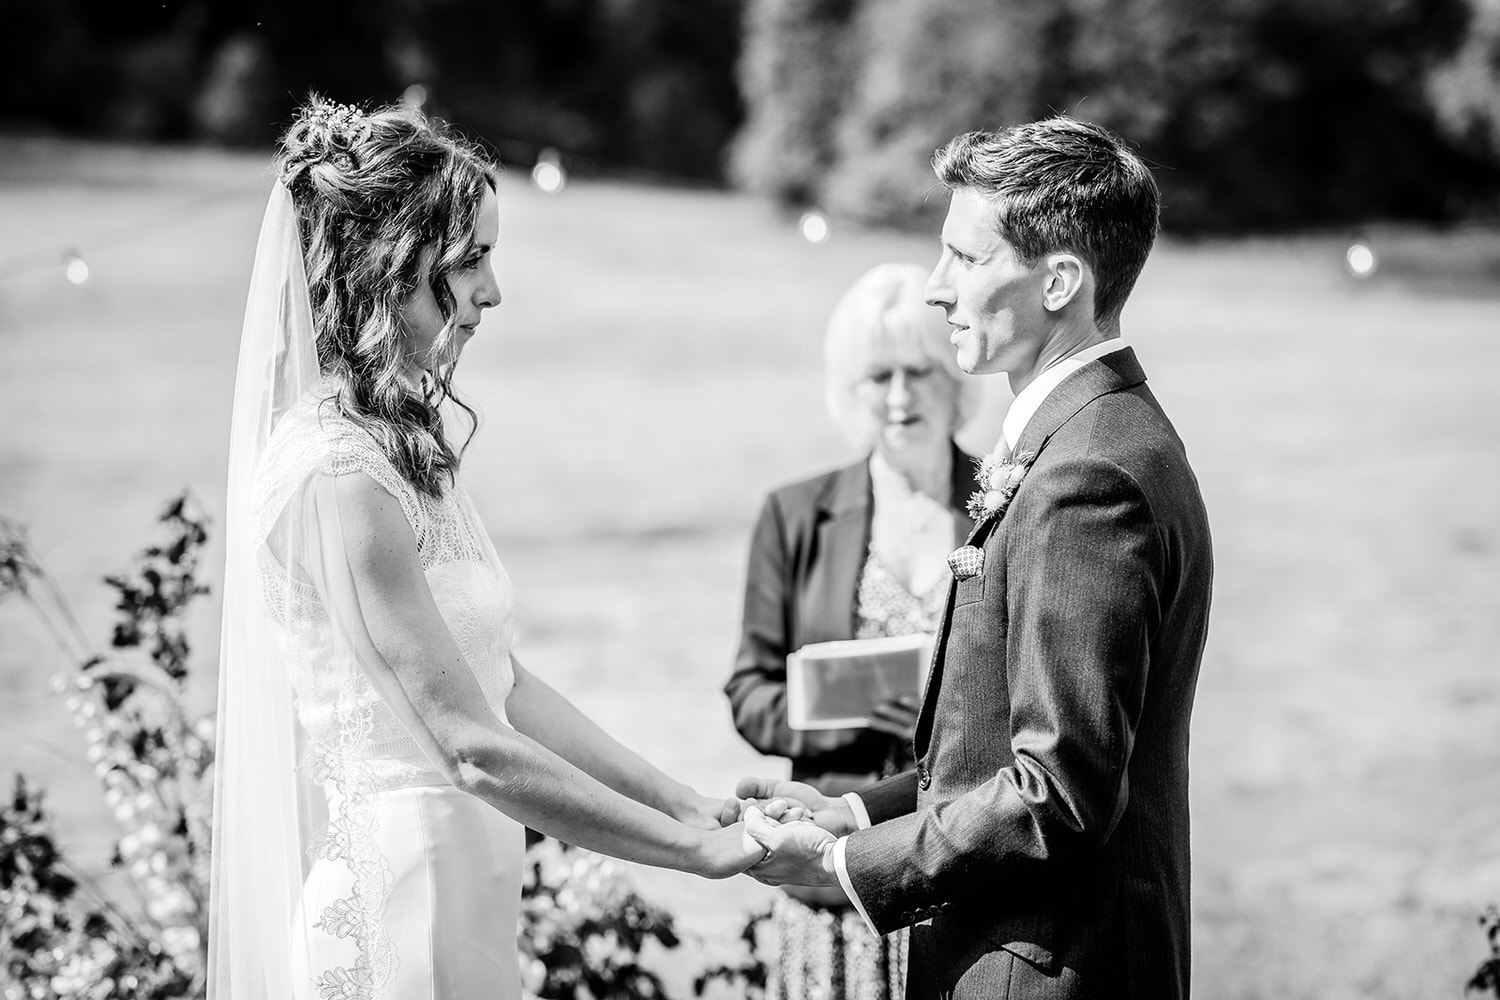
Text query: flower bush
1 494 762 1000
690 907 771 999
1 497 212 999
519 836 685 1000
1472 905 1500 998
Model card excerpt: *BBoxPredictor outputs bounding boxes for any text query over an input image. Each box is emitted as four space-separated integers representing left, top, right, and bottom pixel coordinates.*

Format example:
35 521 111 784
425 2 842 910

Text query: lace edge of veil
300 694 397 1000
253 412 423 1000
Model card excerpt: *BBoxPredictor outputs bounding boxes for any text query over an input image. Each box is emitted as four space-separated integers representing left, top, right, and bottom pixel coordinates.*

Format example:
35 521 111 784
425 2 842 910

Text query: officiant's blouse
724 263 985 796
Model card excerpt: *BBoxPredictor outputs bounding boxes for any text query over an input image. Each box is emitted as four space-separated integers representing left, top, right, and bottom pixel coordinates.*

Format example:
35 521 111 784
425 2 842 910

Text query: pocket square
948 545 984 580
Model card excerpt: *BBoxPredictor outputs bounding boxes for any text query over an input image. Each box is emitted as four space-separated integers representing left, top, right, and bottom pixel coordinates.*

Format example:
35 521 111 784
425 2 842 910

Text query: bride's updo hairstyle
276 94 499 498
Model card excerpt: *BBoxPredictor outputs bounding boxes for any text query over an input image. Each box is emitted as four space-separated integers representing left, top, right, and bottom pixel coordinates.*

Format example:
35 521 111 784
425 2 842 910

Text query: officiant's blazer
725 441 980 795
844 348 1213 1000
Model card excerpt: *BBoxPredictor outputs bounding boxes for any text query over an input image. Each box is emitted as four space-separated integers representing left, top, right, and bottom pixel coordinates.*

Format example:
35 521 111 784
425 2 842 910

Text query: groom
734 117 1213 999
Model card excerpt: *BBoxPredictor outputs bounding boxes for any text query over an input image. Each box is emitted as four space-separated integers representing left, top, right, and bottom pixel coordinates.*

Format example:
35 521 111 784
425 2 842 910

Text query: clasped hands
716 777 858 888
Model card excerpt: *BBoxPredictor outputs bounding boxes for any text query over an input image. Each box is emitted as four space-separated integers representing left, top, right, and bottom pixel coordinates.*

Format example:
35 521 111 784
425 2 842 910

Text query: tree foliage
1428 0 1500 162
3 0 1497 225
733 0 1500 230
0 0 744 181
728 0 858 207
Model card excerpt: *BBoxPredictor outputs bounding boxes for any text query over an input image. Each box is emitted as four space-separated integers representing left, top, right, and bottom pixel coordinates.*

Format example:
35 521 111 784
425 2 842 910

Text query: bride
208 97 763 1000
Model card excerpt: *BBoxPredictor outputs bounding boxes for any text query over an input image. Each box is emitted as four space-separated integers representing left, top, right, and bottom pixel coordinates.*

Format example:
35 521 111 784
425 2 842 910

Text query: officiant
723 262 986 999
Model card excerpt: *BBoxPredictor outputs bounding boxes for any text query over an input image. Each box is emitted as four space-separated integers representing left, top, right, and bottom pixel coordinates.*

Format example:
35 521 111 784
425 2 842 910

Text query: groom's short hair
932 117 1160 327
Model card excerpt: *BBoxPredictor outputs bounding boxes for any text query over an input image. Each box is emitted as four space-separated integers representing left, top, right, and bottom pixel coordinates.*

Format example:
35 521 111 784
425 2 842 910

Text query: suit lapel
910 447 984 753
915 348 1148 757
800 458 870 642
1013 346 1146 459
949 439 979 544
914 585 957 756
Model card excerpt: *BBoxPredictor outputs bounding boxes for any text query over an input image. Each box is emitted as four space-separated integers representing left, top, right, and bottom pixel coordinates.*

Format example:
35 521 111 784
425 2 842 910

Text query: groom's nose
925 261 953 311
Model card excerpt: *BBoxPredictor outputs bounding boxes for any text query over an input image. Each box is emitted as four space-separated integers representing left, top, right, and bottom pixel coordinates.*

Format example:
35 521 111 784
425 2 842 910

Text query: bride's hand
693 823 767 879
673 790 730 831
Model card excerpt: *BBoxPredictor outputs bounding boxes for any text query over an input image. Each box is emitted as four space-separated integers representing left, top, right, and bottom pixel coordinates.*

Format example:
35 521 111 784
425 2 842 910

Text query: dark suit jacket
844 349 1213 1000
725 442 981 795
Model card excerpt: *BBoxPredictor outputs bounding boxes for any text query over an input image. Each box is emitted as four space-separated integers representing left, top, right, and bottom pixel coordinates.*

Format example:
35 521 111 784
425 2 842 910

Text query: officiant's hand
726 777 857 836
868 693 921 740
742 806 840 888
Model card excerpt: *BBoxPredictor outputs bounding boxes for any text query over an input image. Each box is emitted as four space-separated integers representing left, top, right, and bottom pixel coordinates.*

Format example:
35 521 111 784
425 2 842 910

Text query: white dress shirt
1000 338 1131 454
830 337 1133 932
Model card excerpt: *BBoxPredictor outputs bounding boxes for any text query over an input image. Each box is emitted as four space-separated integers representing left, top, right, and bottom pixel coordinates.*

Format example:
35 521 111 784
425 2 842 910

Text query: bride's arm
311 472 756 877
506 657 723 829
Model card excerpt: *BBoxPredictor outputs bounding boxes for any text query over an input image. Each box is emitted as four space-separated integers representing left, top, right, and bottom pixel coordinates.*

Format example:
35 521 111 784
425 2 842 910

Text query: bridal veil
209 182 396 999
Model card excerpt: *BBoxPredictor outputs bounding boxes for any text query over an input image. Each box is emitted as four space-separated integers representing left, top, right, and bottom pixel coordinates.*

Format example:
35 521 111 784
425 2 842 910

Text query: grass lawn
2 136 1498 998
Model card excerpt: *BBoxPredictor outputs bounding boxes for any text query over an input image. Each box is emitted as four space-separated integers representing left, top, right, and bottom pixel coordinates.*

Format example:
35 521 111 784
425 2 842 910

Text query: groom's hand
732 776 857 836
716 791 809 828
742 806 840 888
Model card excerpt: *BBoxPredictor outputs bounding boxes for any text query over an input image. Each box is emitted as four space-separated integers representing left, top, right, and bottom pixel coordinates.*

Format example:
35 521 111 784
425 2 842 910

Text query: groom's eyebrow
941 237 973 258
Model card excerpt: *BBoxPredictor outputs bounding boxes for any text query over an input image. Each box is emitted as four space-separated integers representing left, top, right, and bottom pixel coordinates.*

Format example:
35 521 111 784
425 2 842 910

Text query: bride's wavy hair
276 94 499 497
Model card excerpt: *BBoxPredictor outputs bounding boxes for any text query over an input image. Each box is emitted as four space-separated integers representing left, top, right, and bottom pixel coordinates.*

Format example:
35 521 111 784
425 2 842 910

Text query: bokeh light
1345 242 1377 279
799 210 830 245
401 84 429 109
63 250 89 286
532 148 567 195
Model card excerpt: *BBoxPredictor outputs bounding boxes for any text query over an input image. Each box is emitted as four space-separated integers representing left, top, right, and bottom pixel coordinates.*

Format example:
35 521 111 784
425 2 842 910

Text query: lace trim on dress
301 683 396 999
322 431 430 555
301 427 411 1000
253 401 512 999
252 410 413 1000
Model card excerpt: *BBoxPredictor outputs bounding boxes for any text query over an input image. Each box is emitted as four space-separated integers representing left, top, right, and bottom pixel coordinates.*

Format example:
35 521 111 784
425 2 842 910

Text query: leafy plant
1 494 213 997
519 837 689 1000
691 905 772 998
3 496 763 999
0 775 195 999
1471 905 1500 998
101 493 210 688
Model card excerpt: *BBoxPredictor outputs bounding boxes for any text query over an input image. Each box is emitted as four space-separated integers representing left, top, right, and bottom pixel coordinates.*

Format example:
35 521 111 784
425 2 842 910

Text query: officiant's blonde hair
823 263 982 448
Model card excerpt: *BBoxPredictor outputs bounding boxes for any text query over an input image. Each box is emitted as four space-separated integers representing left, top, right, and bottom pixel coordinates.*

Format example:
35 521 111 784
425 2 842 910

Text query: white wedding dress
256 400 525 1000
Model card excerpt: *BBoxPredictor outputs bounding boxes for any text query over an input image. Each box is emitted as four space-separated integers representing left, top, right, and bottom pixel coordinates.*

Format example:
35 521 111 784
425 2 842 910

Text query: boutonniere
965 450 1034 524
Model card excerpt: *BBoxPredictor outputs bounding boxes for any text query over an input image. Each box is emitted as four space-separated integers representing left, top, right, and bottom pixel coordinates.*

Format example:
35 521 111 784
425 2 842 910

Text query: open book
786 633 935 731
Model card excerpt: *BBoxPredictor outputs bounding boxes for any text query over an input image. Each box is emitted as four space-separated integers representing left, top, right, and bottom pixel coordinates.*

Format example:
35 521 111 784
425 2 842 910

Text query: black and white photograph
1 2 1498 998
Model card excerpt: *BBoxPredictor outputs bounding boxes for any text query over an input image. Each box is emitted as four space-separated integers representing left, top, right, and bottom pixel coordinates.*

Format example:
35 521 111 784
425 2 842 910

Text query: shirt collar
998 339 1131 454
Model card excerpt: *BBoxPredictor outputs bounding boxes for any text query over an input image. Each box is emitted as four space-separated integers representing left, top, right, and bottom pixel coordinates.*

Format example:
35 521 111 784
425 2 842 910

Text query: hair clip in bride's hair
311 101 364 132
308 102 366 171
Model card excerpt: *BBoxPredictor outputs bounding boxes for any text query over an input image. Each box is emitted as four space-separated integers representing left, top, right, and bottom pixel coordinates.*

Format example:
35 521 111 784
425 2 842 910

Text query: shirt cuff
842 791 872 831
832 836 878 936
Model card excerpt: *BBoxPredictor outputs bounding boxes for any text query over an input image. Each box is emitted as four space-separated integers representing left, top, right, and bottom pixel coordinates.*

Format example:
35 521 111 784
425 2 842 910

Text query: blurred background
2 1 1499 997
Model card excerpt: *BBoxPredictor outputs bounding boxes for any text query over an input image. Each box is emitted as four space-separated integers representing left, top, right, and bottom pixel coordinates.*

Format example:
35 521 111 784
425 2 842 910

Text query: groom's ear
1041 253 1086 313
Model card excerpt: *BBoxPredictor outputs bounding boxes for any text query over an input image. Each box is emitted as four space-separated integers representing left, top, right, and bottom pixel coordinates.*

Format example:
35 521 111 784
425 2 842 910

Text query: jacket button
918 767 932 790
